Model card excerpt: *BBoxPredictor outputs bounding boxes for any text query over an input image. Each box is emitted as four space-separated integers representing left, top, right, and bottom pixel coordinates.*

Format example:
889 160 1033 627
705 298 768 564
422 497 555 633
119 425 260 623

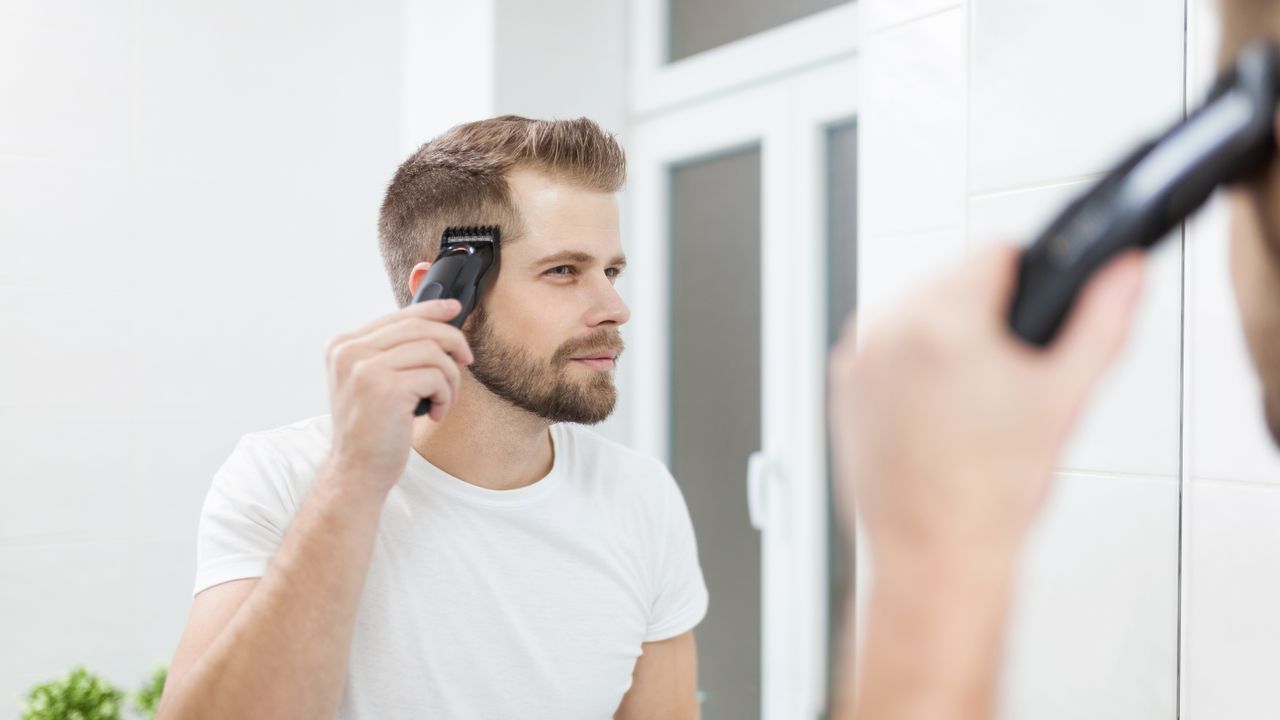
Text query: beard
464 304 624 425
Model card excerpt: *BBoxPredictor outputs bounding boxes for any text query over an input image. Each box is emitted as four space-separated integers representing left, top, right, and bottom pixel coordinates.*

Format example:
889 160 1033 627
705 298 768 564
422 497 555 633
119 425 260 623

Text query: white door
625 4 860 717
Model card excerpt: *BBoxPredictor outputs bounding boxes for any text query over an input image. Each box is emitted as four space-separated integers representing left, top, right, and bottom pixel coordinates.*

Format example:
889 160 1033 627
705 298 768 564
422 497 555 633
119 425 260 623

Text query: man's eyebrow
529 250 628 268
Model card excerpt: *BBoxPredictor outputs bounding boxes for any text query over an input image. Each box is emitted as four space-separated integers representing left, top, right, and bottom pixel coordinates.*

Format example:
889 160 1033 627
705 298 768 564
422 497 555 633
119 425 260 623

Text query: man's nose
586 276 631 328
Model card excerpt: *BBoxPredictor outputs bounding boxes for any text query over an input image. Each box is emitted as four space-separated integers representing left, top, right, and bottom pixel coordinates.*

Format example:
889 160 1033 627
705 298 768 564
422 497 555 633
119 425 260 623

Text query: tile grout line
1176 0 1192 716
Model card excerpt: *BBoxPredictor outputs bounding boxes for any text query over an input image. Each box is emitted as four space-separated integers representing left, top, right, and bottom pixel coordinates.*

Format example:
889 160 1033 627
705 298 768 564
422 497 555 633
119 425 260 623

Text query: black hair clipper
1009 40 1280 346
411 225 500 416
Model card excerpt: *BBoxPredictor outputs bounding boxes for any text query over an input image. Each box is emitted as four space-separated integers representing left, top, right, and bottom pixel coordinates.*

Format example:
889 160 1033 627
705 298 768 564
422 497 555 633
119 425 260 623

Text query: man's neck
410 376 555 491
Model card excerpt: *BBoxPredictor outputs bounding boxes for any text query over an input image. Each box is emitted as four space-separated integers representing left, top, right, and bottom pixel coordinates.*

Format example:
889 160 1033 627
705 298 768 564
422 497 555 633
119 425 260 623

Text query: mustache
553 329 625 365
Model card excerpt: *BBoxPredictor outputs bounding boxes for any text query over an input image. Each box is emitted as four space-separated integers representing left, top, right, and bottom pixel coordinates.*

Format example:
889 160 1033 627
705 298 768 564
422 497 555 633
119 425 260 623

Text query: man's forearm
160 462 387 720
850 552 1015 720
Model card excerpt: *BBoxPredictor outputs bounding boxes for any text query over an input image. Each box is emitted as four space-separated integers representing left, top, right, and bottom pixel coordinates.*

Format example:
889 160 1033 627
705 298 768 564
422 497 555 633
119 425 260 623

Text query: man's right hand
324 298 474 497
826 244 1146 720
160 301 472 720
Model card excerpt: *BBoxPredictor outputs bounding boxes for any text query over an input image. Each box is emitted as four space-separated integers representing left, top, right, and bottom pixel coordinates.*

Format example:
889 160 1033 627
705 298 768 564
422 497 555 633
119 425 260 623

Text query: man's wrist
854 547 1018 718
872 542 1017 598
314 458 393 512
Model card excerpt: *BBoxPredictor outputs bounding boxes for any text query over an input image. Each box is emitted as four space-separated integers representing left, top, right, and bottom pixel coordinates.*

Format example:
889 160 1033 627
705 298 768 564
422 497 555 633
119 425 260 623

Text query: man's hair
1219 0 1280 67
377 115 626 307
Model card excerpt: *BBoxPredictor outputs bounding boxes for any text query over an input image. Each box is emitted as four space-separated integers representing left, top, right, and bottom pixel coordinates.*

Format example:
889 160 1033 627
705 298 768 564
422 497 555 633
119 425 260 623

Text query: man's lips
569 352 618 370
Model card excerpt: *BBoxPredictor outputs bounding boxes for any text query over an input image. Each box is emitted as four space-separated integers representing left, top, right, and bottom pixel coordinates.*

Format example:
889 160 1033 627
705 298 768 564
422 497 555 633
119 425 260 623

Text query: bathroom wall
1179 0 1280 716
856 0 1237 716
0 0 407 703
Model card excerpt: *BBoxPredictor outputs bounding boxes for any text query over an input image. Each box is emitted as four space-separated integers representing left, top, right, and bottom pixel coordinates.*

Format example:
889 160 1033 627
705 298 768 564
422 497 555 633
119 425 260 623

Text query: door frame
626 51 859 719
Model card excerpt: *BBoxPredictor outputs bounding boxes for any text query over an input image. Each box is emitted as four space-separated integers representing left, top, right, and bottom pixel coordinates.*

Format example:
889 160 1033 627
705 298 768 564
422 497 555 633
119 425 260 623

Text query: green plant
131 666 166 720
19 666 125 720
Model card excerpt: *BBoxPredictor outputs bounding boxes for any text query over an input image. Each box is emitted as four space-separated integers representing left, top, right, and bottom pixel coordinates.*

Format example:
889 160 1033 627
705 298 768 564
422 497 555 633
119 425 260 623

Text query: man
827 2 1280 718
158 116 707 719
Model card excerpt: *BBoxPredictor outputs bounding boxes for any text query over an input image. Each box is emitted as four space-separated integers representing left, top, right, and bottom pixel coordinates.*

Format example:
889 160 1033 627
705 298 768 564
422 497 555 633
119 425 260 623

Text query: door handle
747 450 774 531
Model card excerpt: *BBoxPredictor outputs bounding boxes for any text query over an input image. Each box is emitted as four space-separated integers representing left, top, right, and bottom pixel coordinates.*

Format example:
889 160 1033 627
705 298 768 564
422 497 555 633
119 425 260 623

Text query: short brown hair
377 115 626 307
1218 0 1280 67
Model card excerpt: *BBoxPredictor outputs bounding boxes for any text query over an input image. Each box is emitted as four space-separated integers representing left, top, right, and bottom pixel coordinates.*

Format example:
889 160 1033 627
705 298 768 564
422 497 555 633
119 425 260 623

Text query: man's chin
566 388 618 426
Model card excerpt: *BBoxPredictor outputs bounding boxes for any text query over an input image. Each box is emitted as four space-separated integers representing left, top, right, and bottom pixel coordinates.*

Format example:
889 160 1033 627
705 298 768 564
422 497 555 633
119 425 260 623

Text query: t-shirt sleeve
192 434 297 597
644 469 710 642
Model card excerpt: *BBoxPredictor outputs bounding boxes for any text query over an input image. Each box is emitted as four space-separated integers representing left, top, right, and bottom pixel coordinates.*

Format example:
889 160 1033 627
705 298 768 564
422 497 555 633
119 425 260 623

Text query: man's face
1227 118 1280 444
462 167 630 424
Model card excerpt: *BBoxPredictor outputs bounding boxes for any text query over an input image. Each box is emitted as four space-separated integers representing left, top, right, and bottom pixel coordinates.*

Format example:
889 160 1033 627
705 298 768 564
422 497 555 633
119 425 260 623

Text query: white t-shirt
193 415 709 719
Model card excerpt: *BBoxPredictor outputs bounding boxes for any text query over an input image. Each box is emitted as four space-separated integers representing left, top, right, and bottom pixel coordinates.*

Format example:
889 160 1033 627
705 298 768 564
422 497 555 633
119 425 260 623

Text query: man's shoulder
220 414 333 488
242 414 334 452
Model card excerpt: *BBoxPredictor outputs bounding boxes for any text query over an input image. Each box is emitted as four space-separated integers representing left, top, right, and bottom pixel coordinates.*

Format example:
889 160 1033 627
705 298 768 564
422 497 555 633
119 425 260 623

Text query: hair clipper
1009 40 1280 346
411 225 500 416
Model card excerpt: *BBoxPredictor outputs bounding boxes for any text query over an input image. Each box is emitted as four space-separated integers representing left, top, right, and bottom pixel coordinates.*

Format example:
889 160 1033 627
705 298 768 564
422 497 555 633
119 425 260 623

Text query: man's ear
408 261 434 299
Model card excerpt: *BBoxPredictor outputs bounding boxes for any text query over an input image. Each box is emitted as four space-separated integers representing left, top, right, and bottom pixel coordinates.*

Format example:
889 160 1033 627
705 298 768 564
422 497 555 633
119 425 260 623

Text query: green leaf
131 665 167 720
20 667 126 720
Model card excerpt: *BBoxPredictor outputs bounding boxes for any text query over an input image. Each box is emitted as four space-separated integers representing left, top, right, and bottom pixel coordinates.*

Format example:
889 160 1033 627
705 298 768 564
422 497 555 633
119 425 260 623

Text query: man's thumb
1046 250 1147 400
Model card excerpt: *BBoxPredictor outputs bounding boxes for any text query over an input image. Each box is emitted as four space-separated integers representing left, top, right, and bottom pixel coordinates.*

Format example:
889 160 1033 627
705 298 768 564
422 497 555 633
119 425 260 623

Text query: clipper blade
441 225 501 247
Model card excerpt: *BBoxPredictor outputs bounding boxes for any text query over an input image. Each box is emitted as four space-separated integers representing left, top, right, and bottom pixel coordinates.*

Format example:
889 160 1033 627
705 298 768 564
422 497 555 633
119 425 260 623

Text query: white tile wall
1184 194 1280 485
969 0 1185 194
859 8 966 238
1178 1 1280 715
856 229 966 327
1001 472 1180 720
861 0 1189 716
1056 238 1181 478
862 0 962 34
968 180 1097 247
1182 480 1280 719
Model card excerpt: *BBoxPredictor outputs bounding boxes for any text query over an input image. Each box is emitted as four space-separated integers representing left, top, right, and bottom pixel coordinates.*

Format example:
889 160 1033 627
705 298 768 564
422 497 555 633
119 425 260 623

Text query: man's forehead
501 220 625 266
503 169 623 264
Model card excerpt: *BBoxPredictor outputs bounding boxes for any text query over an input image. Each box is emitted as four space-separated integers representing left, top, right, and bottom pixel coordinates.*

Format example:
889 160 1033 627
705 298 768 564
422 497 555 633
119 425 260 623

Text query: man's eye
547 266 574 277
605 268 621 278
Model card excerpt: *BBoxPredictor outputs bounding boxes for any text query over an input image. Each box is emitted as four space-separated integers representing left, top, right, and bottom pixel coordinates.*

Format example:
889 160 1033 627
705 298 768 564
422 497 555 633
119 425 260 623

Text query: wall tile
1182 480 1280 719
860 8 966 237
1185 194 1280 484
856 228 966 328
970 0 1185 193
862 0 961 34
1001 472 1180 719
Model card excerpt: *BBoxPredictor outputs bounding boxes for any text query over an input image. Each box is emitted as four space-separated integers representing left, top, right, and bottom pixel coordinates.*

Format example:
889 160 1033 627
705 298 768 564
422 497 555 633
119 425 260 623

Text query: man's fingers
358 316 473 363
375 340 461 399
1046 250 1147 400
409 298 465 323
401 367 453 420
962 242 1024 317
